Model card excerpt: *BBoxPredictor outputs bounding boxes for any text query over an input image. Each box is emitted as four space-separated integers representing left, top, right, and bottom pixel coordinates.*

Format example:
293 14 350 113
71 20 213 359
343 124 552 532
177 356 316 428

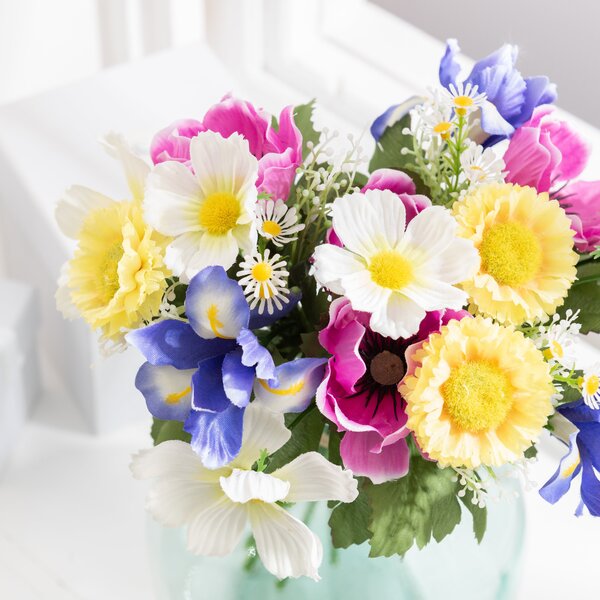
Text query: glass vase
147 482 525 600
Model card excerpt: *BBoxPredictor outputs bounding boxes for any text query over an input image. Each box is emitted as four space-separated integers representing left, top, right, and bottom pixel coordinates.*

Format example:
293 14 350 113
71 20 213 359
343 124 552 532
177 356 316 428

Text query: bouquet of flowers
56 39 600 582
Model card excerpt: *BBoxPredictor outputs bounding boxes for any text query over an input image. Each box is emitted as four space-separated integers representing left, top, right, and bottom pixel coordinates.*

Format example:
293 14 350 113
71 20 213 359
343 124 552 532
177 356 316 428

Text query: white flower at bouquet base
131 404 358 581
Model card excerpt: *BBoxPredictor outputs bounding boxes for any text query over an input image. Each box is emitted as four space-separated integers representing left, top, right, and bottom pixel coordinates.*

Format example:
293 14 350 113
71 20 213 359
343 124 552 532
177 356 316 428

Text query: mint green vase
147 483 524 600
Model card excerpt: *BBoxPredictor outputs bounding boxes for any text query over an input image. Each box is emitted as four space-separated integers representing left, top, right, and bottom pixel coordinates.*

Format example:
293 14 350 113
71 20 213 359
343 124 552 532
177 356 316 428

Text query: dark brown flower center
369 350 405 386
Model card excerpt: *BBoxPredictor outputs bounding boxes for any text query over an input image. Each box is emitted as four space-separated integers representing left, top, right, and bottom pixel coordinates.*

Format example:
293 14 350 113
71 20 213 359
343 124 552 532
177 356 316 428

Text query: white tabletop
1 43 599 599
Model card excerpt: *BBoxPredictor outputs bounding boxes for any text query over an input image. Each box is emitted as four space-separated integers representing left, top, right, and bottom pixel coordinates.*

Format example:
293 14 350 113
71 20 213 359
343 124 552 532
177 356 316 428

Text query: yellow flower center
369 250 413 290
585 374 599 396
199 192 241 235
441 360 513 433
454 95 474 116
479 222 542 286
433 121 453 139
99 242 124 303
262 220 282 237
543 340 564 361
251 262 273 283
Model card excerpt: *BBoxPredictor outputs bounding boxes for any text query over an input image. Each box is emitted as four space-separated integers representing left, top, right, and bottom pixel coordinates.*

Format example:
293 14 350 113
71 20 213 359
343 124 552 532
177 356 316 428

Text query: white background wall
373 0 600 127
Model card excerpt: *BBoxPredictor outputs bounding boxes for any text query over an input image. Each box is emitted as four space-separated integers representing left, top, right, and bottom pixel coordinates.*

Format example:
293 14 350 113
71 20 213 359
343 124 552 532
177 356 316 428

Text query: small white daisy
534 310 581 373
256 198 304 247
442 82 487 117
460 141 505 185
580 364 600 410
237 250 290 315
415 89 455 141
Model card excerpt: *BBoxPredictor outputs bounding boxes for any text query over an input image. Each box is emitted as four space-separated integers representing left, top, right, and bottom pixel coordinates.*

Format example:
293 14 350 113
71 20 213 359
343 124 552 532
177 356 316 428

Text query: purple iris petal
222 349 255 408
248 289 301 330
135 361 193 422
370 96 423 142
539 431 581 505
126 319 235 369
438 38 462 88
185 357 245 468
236 328 276 382
578 443 600 516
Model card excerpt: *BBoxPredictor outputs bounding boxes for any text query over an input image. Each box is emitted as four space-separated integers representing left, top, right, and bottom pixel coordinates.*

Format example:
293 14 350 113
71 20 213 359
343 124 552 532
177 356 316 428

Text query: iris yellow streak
165 386 191 405
259 379 305 396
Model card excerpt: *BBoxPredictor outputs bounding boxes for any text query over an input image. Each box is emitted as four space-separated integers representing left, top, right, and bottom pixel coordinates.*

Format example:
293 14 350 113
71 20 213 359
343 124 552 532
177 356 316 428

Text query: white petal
363 188 407 249
370 293 425 339
55 262 79 320
401 205 457 256
187 496 248 556
231 221 257 254
248 502 323 581
231 404 291 470
431 237 480 284
312 244 364 295
402 278 468 312
271 452 358 503
340 269 391 314
331 192 380 256
220 469 290 503
185 232 240 277
101 132 150 202
190 131 258 200
55 185 115 238
130 441 228 528
164 232 204 280
144 161 202 235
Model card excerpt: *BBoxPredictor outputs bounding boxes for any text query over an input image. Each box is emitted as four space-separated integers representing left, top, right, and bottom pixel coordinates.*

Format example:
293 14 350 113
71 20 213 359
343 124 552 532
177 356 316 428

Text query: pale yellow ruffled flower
452 183 577 324
401 316 553 469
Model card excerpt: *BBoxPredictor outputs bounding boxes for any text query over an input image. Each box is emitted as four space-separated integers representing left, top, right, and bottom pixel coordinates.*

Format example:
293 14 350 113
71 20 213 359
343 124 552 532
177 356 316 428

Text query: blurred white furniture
0 279 38 475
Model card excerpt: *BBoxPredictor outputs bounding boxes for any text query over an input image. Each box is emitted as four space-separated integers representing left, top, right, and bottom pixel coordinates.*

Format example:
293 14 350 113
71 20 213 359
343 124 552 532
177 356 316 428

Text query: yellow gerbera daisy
452 183 577 324
67 201 169 341
401 316 553 468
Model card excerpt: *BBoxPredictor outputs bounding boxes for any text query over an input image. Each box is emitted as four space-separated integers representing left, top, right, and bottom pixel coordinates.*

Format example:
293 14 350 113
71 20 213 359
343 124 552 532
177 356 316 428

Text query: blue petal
559 398 600 425
513 76 557 129
185 266 250 340
126 319 235 369
236 328 276 382
579 443 600 516
439 38 462 88
185 357 244 468
370 96 423 141
222 349 255 408
539 431 581 506
253 357 327 413
248 289 301 330
479 100 515 137
135 362 194 422
467 44 518 82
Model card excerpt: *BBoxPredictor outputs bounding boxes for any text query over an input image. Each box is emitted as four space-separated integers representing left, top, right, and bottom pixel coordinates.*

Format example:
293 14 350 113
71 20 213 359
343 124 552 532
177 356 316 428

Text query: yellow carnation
452 183 577 324
66 201 170 342
400 316 553 469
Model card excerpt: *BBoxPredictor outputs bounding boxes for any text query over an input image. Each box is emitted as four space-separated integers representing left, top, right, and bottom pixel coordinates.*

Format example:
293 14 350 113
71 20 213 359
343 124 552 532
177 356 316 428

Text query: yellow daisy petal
400 316 553 469
452 183 577 325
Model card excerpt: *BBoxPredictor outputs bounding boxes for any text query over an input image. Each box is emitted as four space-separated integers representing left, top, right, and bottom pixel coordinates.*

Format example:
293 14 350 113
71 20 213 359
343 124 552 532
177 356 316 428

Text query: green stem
573 274 600 287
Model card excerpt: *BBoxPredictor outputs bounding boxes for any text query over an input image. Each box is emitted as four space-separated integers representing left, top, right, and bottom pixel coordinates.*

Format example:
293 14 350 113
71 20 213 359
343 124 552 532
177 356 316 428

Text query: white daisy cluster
531 309 581 375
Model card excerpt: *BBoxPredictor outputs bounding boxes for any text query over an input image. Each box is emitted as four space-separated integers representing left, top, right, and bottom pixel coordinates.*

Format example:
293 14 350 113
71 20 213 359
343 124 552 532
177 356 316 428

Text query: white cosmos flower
257 198 304 247
131 404 358 581
312 189 479 339
237 250 290 315
144 131 259 281
460 141 505 185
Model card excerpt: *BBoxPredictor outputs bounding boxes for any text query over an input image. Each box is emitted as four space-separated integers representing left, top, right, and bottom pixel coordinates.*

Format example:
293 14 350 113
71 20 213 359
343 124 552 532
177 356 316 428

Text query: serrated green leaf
329 482 372 548
459 490 487 544
293 100 320 161
154 419 192 445
366 456 459 557
266 407 324 472
524 445 538 459
561 261 600 333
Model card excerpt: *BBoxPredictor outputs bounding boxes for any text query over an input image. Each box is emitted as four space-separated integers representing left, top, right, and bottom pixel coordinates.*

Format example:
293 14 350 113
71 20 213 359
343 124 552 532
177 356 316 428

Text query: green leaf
524 445 538 459
459 491 487 544
327 425 342 466
293 100 320 161
366 456 461 557
266 407 325 472
152 419 192 445
561 261 600 333
300 331 329 359
329 482 372 548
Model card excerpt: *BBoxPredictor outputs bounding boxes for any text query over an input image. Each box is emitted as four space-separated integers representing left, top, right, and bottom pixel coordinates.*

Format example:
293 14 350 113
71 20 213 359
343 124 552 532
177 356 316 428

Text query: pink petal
504 126 553 191
340 431 410 484
362 168 416 196
257 148 297 201
150 119 204 165
560 180 600 252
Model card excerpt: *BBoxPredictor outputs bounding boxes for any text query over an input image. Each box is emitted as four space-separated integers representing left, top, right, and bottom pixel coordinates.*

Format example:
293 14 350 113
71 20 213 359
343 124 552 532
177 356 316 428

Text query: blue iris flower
540 399 600 516
127 266 326 469
439 39 557 144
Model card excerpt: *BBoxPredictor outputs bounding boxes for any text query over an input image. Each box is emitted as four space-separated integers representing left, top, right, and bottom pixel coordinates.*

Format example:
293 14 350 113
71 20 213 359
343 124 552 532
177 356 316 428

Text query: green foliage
266 407 325 472
329 481 372 548
293 100 321 161
366 455 462 557
368 116 429 196
561 260 600 334
459 490 487 544
151 418 191 445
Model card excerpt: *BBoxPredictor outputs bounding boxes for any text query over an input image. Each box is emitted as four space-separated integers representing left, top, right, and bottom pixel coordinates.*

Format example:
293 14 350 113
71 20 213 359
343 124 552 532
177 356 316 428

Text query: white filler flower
131 404 358 581
256 198 304 247
312 189 479 339
144 131 259 280
460 141 505 185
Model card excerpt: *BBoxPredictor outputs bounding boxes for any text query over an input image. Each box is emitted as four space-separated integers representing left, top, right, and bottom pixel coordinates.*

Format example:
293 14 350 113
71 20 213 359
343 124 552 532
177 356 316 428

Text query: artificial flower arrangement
56 39 600 581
